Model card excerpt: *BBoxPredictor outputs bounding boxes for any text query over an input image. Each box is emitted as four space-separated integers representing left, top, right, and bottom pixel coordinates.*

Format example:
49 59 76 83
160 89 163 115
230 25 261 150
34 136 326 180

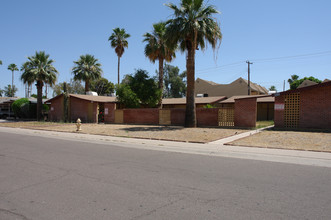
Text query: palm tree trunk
11 71 14 97
118 56 120 85
158 58 164 107
36 80 44 121
85 80 89 93
185 45 197 127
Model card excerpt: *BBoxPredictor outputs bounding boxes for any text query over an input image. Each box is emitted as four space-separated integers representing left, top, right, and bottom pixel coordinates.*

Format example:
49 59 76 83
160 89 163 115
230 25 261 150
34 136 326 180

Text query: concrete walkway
1 126 331 168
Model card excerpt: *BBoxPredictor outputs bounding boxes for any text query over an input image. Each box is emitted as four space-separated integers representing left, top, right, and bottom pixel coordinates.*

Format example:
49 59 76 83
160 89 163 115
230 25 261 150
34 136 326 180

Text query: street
0 129 331 220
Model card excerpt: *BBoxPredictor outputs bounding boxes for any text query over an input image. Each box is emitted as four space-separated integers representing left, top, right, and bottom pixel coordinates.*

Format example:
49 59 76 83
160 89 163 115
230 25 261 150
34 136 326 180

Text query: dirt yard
0 121 244 143
228 130 331 152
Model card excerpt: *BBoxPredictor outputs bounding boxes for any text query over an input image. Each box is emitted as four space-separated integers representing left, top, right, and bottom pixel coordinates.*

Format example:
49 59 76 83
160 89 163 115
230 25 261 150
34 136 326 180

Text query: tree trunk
11 71 14 97
36 80 44 121
158 58 164 107
185 44 197 127
118 56 120 85
85 80 89 93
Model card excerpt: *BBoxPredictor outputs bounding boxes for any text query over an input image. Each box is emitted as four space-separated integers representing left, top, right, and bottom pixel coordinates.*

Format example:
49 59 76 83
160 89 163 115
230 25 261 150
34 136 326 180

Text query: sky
1 0 330 98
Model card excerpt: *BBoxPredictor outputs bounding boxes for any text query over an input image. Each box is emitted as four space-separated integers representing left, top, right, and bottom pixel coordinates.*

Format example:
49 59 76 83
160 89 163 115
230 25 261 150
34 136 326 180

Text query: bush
12 98 29 118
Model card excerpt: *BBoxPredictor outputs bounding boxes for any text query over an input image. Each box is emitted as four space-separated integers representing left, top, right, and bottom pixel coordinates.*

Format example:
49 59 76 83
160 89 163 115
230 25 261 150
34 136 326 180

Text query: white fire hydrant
76 118 82 131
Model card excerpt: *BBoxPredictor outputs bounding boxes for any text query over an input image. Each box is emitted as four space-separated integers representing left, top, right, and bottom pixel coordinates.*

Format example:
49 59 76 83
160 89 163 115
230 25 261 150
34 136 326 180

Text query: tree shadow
120 126 184 132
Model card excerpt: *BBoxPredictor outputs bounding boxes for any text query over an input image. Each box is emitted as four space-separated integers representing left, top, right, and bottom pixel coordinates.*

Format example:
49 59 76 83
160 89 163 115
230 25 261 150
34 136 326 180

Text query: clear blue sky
1 0 330 97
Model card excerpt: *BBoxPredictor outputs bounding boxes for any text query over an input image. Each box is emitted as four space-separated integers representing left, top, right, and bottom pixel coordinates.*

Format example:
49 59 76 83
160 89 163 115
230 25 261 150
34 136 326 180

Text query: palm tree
165 0 222 127
143 22 176 104
7 64 19 97
72 54 102 93
0 60 2 65
108 28 130 85
21 51 58 120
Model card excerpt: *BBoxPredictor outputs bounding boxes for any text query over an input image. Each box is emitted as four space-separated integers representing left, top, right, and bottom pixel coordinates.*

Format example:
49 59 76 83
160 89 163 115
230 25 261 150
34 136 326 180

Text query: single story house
162 96 227 109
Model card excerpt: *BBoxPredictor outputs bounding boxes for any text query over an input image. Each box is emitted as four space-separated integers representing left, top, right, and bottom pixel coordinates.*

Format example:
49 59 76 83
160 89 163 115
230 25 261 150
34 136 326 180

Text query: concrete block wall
104 103 116 123
274 95 285 128
170 108 185 126
234 98 257 128
196 108 219 127
49 96 64 121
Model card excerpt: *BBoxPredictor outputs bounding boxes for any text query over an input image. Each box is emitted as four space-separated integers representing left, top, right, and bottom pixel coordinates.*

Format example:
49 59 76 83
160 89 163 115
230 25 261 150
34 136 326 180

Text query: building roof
277 80 331 95
70 94 117 103
162 96 226 105
297 80 318 89
219 95 274 104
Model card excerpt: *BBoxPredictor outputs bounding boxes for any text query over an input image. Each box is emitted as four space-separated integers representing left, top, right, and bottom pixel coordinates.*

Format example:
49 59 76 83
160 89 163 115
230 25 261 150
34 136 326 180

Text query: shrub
12 98 29 118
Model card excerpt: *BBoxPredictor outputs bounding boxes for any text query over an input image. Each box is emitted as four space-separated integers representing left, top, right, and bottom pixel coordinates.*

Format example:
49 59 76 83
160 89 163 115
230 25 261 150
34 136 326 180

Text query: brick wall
123 108 159 125
170 108 185 126
104 103 116 123
274 95 285 128
196 108 219 127
234 98 257 127
299 85 331 129
49 96 64 121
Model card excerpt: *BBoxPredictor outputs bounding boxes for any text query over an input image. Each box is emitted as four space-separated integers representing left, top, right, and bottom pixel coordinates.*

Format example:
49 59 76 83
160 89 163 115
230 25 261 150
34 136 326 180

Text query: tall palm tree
72 54 102 93
143 22 176 104
108 28 130 85
21 51 58 120
7 64 19 97
0 60 2 65
165 0 222 127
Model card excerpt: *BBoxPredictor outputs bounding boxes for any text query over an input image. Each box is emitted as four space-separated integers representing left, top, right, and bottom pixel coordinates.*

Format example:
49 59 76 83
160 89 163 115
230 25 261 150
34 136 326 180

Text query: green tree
289 76 322 90
116 84 140 108
117 69 161 108
90 77 115 96
72 54 103 93
287 74 299 86
4 85 18 97
7 63 19 97
21 51 58 121
143 22 176 103
165 0 222 127
108 28 130 85
163 64 186 98
268 85 277 92
0 60 2 65
52 79 85 96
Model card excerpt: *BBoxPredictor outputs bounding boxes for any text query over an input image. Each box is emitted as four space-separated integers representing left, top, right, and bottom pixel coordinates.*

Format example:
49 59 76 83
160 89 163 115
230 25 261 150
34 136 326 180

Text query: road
0 129 330 220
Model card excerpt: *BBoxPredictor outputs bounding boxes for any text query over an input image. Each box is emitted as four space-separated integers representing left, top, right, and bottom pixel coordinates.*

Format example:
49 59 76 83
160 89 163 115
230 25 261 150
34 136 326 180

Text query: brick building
274 81 331 129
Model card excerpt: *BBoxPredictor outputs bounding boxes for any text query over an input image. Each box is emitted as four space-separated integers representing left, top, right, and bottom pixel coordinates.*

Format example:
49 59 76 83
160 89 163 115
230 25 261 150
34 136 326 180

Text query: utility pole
283 80 285 91
246 61 253 95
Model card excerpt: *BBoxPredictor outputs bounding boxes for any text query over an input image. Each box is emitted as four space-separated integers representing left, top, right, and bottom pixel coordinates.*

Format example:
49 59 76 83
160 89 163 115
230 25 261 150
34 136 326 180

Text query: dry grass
228 130 331 152
0 121 244 143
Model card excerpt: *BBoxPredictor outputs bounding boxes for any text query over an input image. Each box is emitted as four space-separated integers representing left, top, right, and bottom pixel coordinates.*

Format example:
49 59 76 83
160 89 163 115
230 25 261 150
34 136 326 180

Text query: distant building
195 77 268 97
297 79 318 89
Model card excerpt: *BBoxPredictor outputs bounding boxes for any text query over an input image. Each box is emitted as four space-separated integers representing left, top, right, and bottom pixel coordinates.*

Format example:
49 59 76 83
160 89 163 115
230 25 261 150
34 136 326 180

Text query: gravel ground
0 122 244 143
228 130 331 152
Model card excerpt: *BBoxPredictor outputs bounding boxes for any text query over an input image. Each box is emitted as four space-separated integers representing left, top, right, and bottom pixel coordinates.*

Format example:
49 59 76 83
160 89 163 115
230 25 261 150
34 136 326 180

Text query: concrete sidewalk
1 126 331 168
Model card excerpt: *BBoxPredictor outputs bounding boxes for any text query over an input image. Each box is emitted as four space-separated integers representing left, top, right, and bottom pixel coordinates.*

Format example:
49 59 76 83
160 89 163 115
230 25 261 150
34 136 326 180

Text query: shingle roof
219 95 274 103
162 96 226 105
69 94 117 102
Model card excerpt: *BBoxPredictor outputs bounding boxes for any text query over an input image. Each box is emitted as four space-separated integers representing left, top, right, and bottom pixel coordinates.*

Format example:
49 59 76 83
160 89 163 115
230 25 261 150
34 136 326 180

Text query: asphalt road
0 130 330 220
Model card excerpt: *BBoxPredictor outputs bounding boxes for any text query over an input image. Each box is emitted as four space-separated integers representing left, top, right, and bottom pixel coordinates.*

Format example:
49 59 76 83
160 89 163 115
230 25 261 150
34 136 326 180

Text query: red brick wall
299 86 331 129
274 96 285 128
70 97 98 123
104 103 116 123
234 98 257 127
196 108 219 127
49 96 64 121
170 108 185 126
123 108 159 125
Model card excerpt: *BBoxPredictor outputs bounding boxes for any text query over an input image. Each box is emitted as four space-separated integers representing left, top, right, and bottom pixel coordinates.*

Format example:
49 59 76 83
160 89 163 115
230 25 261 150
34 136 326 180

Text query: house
219 95 275 121
47 94 118 123
162 96 227 109
195 77 268 97
297 79 318 89
274 81 331 129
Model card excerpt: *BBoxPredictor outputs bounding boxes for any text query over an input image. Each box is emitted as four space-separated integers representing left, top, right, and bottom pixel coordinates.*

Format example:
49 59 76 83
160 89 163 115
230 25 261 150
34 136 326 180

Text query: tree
108 28 130 85
90 77 115 96
21 51 58 121
163 64 186 98
72 54 102 93
268 85 277 92
165 0 222 127
287 74 299 86
0 60 2 65
4 85 18 97
143 22 176 104
116 69 161 108
52 79 85 96
7 63 19 97
289 76 322 90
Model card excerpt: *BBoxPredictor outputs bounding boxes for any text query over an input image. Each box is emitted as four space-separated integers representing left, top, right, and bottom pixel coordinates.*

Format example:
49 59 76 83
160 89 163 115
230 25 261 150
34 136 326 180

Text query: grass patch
256 121 274 129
